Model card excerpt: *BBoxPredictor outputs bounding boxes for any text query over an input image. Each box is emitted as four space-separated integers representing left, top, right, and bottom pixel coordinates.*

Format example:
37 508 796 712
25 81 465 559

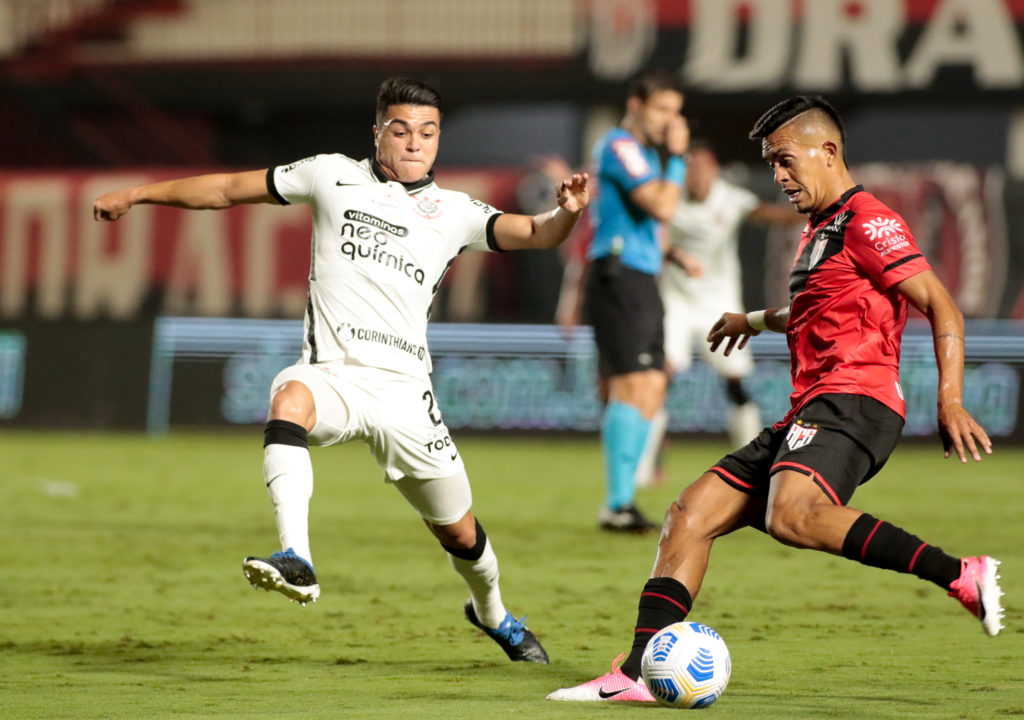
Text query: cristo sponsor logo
339 210 424 285
863 216 910 257
862 216 902 239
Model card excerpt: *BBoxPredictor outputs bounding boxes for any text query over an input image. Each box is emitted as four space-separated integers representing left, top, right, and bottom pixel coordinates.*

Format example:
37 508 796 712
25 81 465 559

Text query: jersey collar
370 158 436 194
811 184 863 227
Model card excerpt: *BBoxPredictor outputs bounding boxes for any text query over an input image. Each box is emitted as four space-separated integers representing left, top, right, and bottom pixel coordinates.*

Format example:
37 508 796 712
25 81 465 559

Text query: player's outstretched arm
896 270 992 462
707 307 788 356
746 201 806 227
492 172 589 251
93 169 274 221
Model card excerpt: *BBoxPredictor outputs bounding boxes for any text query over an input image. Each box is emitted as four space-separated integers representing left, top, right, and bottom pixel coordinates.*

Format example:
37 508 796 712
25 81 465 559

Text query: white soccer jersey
660 177 760 374
269 154 501 380
660 178 759 299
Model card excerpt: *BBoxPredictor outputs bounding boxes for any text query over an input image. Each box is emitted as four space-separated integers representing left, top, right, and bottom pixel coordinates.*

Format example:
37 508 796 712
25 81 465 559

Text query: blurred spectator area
0 0 584 167
2 0 1022 171
2 0 1023 322
0 0 578 62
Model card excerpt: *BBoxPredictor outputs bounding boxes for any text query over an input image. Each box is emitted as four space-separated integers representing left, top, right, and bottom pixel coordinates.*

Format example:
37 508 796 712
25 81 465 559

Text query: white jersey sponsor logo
863 216 911 257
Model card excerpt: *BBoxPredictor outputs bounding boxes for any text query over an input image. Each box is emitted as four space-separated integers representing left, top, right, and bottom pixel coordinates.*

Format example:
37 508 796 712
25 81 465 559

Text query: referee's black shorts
584 257 665 377
710 393 905 506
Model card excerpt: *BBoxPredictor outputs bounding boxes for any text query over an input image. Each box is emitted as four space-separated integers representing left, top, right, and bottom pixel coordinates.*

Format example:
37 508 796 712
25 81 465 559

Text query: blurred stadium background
1 0 1022 441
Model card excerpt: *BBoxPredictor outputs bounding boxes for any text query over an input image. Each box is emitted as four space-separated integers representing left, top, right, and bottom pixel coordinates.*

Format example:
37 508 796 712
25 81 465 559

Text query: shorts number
422 390 442 427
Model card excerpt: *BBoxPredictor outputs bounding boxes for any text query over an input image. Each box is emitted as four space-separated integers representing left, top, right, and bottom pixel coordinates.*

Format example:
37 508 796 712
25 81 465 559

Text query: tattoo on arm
935 332 964 342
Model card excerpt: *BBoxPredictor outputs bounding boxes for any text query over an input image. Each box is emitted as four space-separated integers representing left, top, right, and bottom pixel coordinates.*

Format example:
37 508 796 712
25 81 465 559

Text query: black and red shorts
710 393 904 506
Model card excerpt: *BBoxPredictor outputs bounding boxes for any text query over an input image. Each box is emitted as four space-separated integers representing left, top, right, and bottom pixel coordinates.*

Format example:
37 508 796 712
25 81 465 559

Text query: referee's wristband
746 310 767 332
664 155 686 187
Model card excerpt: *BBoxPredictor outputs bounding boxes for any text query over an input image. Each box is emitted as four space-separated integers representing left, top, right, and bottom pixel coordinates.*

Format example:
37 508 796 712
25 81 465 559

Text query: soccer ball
641 621 731 709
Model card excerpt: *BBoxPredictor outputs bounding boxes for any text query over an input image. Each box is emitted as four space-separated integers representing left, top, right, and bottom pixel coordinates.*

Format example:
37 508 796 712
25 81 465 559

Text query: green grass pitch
1 431 1021 718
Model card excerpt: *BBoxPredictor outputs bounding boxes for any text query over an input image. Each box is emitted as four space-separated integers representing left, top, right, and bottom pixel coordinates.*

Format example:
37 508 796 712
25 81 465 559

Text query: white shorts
270 362 471 524
661 282 754 377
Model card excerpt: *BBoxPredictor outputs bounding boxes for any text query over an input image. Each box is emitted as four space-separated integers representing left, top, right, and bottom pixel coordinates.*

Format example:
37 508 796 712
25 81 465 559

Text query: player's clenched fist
93 190 134 222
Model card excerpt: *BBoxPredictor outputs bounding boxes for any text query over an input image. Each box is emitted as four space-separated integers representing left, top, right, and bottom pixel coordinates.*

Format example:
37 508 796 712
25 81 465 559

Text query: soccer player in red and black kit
548 95 1003 703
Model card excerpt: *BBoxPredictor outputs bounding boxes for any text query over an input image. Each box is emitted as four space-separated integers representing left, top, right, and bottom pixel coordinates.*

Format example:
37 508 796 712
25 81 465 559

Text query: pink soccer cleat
948 556 1004 636
546 654 656 702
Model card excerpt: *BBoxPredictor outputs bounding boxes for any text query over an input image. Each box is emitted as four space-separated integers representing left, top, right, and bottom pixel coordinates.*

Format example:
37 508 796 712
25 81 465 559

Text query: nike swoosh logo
336 180 357 186
450 452 458 461
598 687 628 699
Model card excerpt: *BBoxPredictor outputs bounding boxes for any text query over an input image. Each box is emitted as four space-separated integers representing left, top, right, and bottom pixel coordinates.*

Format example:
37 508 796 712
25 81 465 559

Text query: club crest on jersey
785 421 818 450
808 234 829 268
413 196 442 219
336 322 356 342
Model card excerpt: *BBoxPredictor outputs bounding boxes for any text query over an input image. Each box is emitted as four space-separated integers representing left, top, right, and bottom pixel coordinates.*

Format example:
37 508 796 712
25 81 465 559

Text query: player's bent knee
435 514 484 557
661 496 706 543
269 381 316 429
430 512 478 550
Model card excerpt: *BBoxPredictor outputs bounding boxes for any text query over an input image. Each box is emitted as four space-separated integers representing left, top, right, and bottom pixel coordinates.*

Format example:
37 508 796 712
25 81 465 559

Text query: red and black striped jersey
781 185 931 424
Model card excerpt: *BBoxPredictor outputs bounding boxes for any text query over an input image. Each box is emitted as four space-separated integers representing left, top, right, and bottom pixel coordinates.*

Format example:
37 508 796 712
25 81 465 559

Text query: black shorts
584 257 665 377
710 394 904 506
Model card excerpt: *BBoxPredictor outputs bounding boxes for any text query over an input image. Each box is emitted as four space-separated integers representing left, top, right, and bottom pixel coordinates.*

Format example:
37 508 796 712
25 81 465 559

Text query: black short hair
748 95 845 147
375 76 442 124
626 69 685 102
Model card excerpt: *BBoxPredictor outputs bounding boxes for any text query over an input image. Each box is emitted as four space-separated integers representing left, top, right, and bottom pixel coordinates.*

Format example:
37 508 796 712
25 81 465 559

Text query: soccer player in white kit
93 76 589 664
658 140 801 449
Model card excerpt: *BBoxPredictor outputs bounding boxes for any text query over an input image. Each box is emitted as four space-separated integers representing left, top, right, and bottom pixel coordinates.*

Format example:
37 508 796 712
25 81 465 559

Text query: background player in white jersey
93 76 589 664
657 139 802 451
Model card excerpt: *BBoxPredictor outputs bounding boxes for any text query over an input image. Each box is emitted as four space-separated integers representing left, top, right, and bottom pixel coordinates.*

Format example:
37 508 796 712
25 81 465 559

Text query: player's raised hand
938 401 992 463
667 115 690 157
667 247 703 278
707 311 758 356
557 173 589 214
93 189 134 221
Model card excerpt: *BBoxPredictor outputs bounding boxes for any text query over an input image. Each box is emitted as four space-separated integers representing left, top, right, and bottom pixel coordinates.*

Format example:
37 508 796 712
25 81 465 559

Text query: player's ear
822 139 839 167
372 126 379 147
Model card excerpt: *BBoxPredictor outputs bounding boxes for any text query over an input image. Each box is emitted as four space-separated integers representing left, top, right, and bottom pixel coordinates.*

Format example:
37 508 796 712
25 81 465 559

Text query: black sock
620 577 693 681
841 513 962 590
725 378 750 406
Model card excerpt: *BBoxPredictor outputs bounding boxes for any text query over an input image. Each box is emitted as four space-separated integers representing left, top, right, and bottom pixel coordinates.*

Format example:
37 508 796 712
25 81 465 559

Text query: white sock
263 443 314 566
447 539 507 628
728 401 762 449
634 408 668 488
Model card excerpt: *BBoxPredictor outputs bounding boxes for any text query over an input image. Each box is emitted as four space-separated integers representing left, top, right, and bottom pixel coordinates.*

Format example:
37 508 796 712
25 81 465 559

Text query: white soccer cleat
547 654 655 702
